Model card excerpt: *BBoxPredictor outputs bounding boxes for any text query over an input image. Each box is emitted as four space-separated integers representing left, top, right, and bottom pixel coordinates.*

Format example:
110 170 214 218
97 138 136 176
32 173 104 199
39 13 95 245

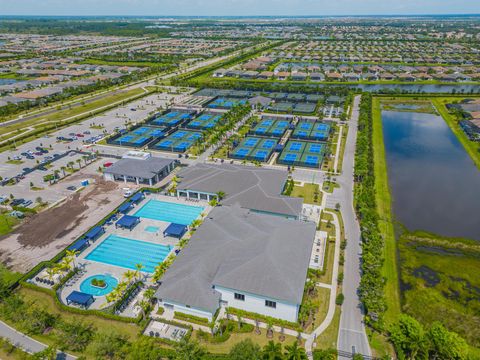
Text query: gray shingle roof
177 163 303 218
104 156 174 179
155 205 315 313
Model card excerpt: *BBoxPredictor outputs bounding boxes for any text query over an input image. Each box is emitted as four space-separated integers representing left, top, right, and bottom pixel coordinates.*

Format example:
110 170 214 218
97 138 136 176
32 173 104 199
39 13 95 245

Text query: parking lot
0 92 176 206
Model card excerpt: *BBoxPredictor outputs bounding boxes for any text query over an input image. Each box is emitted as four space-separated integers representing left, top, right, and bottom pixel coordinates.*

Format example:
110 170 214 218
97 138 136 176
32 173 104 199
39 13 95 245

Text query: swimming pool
80 274 118 296
85 235 171 273
134 200 204 226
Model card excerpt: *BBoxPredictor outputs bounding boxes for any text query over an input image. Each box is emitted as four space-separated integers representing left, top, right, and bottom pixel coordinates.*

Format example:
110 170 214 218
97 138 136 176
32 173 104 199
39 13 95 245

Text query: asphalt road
327 95 372 358
0 320 75 359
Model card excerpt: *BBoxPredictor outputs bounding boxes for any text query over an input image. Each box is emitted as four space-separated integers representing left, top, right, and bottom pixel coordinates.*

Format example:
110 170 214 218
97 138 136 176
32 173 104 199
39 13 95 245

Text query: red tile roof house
275 71 290 80
379 73 396 81
326 72 343 81
257 71 274 79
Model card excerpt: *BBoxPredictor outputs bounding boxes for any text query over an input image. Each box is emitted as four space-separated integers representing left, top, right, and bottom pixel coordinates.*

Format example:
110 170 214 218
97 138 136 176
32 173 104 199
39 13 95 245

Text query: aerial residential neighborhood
0 4 478 360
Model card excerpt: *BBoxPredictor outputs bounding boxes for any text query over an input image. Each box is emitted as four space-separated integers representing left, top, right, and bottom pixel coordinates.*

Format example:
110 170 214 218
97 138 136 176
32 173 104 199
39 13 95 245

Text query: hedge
174 311 210 326
226 307 301 331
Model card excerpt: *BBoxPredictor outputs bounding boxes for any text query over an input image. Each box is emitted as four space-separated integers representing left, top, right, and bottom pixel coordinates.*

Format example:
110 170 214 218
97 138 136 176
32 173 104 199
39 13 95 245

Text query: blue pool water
145 225 160 233
134 200 204 226
80 274 118 296
85 235 171 273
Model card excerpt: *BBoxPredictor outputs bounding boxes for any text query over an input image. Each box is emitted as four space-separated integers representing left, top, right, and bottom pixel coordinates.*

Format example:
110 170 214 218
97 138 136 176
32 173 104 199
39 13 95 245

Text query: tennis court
230 136 278 162
148 110 195 128
249 117 291 138
185 113 223 130
207 97 248 109
291 120 331 141
151 130 203 153
277 140 326 168
108 125 167 147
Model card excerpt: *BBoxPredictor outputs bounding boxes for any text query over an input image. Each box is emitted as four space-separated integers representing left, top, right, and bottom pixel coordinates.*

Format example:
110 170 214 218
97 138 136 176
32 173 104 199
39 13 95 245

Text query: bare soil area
0 175 124 273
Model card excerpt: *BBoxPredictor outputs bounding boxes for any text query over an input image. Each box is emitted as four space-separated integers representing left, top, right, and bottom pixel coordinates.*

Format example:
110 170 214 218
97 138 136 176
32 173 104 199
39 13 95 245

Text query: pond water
381 110 480 241
0 78 17 85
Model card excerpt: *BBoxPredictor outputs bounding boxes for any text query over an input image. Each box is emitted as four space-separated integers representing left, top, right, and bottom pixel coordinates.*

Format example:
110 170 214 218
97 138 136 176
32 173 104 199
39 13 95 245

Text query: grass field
0 213 20 237
291 183 322 205
371 98 401 323
398 231 480 348
314 305 340 351
195 329 298 353
7 286 141 358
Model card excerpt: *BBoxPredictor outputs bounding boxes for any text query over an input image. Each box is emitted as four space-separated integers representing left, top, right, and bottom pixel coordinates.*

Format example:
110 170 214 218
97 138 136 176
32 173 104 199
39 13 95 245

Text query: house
176 163 303 219
257 71 274 79
310 72 325 81
326 72 342 81
155 205 316 322
103 151 176 186
291 72 308 81
275 71 290 80
213 68 227 78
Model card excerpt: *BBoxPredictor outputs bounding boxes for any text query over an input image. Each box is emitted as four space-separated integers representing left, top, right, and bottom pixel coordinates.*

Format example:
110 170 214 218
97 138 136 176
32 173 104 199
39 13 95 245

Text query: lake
381 110 480 240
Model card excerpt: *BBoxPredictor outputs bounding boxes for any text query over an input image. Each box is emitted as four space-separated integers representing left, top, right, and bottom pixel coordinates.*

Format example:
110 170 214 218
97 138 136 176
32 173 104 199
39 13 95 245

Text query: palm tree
122 270 136 284
76 159 82 169
262 341 283 360
134 263 144 281
215 190 226 201
46 267 57 281
284 341 307 360
60 166 66 177
53 170 60 182
65 249 78 269
82 155 88 166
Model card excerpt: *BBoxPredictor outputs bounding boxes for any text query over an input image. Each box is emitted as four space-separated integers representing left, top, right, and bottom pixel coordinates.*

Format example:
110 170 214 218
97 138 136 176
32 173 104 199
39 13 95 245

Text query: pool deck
59 194 211 311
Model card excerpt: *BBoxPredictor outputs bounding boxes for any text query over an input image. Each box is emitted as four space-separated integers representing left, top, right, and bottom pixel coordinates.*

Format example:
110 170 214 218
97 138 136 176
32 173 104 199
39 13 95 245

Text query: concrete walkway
0 320 76 359
304 210 341 358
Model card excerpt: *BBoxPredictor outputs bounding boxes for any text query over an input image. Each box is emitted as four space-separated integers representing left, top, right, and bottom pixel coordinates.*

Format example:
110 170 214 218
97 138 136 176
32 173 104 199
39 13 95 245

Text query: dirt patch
0 174 123 272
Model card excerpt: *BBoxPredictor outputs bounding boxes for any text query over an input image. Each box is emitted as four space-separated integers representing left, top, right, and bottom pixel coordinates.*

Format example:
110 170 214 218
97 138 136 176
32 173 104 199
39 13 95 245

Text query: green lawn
314 305 340 351
0 213 20 236
290 184 322 205
372 98 401 324
195 329 298 354
17 286 140 339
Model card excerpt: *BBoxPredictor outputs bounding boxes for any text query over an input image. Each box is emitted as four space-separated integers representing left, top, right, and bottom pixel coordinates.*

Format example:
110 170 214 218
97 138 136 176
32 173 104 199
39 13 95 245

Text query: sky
0 0 479 16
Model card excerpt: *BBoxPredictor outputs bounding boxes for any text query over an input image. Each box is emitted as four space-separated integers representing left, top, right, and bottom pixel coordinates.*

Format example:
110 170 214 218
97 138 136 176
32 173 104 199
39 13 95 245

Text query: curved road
0 320 75 359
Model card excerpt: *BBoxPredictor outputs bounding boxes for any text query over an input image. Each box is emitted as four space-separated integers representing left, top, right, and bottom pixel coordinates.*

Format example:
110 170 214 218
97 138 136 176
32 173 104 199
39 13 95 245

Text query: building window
265 300 276 308
234 293 245 301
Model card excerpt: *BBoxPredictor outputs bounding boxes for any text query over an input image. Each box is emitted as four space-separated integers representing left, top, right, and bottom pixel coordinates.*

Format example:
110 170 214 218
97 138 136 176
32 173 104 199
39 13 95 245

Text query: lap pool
85 235 172 273
134 200 204 226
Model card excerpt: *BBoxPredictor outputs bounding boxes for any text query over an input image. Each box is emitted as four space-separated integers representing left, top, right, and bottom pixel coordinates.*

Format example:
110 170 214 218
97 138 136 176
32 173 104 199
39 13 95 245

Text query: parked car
76 133 84 137
83 131 91 135
22 200 33 207
12 155 22 161
10 198 25 206
67 186 77 191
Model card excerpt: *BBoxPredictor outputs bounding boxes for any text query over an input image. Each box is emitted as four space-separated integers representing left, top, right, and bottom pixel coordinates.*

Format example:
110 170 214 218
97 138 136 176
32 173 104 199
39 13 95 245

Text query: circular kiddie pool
79 274 118 296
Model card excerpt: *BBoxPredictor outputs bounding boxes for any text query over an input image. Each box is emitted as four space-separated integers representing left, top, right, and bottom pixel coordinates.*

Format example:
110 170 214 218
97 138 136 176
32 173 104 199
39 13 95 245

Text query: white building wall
104 173 115 182
215 286 299 322
161 300 214 322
